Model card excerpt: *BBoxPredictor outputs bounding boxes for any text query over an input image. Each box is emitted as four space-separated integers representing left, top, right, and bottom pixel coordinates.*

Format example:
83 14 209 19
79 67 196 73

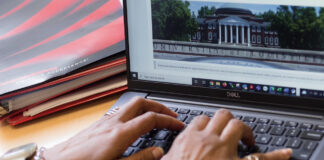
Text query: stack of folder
0 0 127 125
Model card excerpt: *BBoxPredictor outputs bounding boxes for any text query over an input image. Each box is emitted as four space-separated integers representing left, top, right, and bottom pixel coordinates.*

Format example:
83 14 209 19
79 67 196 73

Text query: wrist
41 149 51 160
42 142 74 160
42 146 64 160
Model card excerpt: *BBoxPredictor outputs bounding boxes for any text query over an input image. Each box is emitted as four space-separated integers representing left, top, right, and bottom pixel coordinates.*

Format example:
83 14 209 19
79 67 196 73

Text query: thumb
123 147 164 160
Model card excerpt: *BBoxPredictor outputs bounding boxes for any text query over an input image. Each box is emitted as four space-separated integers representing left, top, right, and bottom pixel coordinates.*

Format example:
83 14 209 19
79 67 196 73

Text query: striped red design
0 0 125 95
0 0 32 19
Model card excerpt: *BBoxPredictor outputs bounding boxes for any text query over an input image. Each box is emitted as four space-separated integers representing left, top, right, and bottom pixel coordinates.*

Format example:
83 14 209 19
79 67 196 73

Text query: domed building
191 5 280 48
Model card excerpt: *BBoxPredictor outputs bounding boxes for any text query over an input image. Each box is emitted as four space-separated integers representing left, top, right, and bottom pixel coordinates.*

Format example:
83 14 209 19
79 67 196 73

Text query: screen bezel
123 0 324 111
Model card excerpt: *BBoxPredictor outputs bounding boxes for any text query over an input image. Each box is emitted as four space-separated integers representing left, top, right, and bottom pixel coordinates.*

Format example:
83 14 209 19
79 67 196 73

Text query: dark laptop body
111 1 324 159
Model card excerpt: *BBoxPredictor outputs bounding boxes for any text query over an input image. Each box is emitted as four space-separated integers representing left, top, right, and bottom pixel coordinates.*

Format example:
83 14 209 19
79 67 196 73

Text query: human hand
43 97 184 160
163 109 292 160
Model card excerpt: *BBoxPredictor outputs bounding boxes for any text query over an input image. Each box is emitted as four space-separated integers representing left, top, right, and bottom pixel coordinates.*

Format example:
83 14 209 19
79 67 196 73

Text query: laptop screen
126 0 324 100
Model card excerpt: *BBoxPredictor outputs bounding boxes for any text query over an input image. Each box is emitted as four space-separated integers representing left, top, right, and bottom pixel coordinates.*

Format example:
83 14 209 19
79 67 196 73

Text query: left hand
43 97 185 160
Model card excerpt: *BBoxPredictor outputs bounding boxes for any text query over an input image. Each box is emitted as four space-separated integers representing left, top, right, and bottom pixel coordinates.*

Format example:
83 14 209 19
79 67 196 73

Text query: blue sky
185 1 321 15
187 1 278 15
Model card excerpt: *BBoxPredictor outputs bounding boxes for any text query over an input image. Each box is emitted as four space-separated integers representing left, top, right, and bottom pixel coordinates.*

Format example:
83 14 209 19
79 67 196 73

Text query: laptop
112 0 324 159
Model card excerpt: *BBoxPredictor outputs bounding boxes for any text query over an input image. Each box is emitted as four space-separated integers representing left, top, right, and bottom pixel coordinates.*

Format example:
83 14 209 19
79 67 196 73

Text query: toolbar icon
222 82 228 88
263 86 269 92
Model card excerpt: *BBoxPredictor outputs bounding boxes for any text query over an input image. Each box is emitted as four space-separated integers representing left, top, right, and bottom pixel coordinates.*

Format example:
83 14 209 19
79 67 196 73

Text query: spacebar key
301 131 323 141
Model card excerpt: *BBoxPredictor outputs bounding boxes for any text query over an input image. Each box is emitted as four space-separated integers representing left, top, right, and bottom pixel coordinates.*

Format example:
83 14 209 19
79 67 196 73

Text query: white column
247 25 251 46
236 25 239 44
241 25 245 44
218 24 222 44
224 24 228 43
230 25 233 43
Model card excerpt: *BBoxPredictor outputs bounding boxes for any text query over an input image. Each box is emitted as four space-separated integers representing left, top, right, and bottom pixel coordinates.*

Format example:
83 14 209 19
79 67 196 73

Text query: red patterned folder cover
0 0 126 119
0 0 125 96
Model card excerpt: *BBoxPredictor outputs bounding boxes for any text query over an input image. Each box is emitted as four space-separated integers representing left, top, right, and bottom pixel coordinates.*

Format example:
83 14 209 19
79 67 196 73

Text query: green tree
198 6 217 18
151 0 198 41
261 6 324 50
316 8 324 49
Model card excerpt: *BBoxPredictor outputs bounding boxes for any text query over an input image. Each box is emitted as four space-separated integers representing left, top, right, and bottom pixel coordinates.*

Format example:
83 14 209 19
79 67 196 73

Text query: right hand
163 109 292 160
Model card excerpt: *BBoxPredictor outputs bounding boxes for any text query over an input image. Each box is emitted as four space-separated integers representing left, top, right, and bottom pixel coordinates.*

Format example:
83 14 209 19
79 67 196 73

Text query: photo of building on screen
151 0 324 73
191 6 279 48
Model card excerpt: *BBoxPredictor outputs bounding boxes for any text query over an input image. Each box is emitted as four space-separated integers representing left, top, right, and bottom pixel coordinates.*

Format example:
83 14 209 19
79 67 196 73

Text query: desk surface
0 93 121 155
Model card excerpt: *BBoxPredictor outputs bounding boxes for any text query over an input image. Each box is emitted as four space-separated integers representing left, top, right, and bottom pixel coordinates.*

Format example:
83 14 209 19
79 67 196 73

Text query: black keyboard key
237 144 249 158
315 124 324 131
235 115 242 120
303 141 318 151
257 145 268 153
172 131 180 136
140 140 155 148
123 148 134 157
237 142 248 152
169 131 180 141
285 121 298 128
154 131 170 140
237 142 245 151
271 120 283 126
245 123 256 130
257 118 270 124
141 132 151 138
300 131 323 141
255 125 271 134
185 115 195 124
255 135 272 144
237 151 246 158
190 110 203 115
291 150 312 160
271 137 286 146
300 123 313 130
247 145 260 153
286 139 302 149
270 126 286 136
204 111 214 117
177 114 188 122
178 108 190 114
237 143 258 158
286 129 301 137
243 116 256 122
168 107 178 112
132 139 142 147
267 147 283 152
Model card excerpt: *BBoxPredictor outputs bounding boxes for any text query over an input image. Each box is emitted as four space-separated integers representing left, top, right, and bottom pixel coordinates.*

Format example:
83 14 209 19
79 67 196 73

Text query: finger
220 119 254 147
242 148 292 160
205 109 233 135
122 147 164 160
186 115 210 131
124 112 185 144
118 97 178 122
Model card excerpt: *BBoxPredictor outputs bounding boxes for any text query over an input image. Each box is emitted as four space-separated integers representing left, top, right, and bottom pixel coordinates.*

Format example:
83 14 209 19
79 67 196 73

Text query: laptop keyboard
122 107 323 160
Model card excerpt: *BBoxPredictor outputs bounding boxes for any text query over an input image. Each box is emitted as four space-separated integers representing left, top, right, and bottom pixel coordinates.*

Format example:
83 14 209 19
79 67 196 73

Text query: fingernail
282 148 293 157
152 147 164 159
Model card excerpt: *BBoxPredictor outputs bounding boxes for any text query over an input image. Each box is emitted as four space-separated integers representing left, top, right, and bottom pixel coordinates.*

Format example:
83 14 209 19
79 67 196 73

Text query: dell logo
227 91 240 98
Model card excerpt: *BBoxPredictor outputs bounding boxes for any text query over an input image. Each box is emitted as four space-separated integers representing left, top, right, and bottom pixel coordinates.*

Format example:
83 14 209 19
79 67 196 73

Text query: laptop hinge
147 94 323 120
